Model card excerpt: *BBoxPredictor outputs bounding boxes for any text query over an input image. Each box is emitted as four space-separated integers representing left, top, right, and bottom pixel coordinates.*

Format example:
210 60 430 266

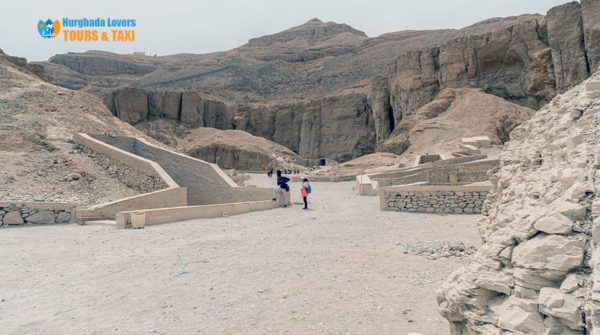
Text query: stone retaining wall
80 146 168 193
380 185 491 214
1 202 75 226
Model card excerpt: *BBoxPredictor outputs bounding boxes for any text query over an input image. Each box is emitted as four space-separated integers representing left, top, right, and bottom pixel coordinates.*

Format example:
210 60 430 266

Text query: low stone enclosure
379 184 491 214
3 133 283 228
356 154 498 214
357 155 497 196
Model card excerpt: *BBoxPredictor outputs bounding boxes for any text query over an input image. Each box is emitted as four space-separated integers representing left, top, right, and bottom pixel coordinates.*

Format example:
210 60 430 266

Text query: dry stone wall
437 73 600 334
382 186 490 214
79 145 167 193
1 202 74 226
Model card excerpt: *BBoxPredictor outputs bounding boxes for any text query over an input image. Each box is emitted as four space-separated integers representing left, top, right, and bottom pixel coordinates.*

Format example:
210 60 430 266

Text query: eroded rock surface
437 72 600 334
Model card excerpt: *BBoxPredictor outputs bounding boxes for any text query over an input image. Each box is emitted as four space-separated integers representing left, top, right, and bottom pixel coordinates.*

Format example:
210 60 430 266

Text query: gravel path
0 174 481 334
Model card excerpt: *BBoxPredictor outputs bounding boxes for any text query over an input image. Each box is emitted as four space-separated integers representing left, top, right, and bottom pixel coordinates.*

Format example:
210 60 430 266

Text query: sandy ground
1 174 481 334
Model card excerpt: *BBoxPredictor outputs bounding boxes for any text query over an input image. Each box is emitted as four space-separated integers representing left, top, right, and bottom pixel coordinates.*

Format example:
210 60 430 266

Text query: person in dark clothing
272 170 290 207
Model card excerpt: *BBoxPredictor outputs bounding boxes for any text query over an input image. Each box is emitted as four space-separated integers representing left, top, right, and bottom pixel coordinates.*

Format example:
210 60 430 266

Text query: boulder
26 210 56 224
491 297 546 334
534 213 573 234
560 273 581 293
474 272 514 295
3 211 23 225
539 287 583 330
56 211 71 223
512 234 584 274
544 315 583 335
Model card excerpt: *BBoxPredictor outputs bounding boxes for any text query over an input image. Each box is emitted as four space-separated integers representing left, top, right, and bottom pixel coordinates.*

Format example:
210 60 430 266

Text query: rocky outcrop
49 51 156 76
547 1 589 93
104 88 229 129
110 87 376 162
378 88 534 161
437 72 600 334
238 92 376 161
370 2 600 135
247 18 366 47
0 49 48 81
370 76 394 144
380 14 556 120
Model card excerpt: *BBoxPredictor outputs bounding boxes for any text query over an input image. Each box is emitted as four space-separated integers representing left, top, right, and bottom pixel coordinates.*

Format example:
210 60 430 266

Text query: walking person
301 175 311 210
272 170 290 207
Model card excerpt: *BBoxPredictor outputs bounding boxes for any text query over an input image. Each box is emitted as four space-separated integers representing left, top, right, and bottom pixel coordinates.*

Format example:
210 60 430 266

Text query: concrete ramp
90 135 266 205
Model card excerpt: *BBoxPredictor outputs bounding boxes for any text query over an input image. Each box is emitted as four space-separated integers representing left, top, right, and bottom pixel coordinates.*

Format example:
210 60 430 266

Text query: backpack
305 183 311 194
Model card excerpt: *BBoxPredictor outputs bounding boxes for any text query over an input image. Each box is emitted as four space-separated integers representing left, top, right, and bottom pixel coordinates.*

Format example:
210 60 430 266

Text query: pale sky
1 0 569 61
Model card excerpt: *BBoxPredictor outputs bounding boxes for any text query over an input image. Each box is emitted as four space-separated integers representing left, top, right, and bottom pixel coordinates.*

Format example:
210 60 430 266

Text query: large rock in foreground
437 72 600 333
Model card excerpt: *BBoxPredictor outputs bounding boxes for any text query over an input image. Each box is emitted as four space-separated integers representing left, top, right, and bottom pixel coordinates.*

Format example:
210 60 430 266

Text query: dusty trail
0 174 480 334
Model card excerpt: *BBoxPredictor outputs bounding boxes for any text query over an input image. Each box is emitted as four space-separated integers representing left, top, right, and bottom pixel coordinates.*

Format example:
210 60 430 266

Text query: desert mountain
36 1 600 163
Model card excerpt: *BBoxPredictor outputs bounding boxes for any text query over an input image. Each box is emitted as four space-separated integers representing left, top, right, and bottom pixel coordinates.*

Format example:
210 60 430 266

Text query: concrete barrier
73 133 178 187
75 187 188 221
74 133 279 226
90 134 272 205
116 200 281 228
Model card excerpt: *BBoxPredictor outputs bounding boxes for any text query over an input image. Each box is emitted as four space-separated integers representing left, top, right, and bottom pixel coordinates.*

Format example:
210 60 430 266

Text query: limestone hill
380 88 535 165
0 50 153 205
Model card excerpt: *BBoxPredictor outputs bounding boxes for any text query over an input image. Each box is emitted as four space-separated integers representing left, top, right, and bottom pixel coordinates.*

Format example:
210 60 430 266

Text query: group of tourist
271 169 311 209
267 168 301 177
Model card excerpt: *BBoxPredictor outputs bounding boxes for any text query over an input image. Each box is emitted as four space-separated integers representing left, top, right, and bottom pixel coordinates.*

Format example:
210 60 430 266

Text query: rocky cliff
38 2 600 163
372 1 600 147
379 88 535 165
437 71 600 334
105 85 376 161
